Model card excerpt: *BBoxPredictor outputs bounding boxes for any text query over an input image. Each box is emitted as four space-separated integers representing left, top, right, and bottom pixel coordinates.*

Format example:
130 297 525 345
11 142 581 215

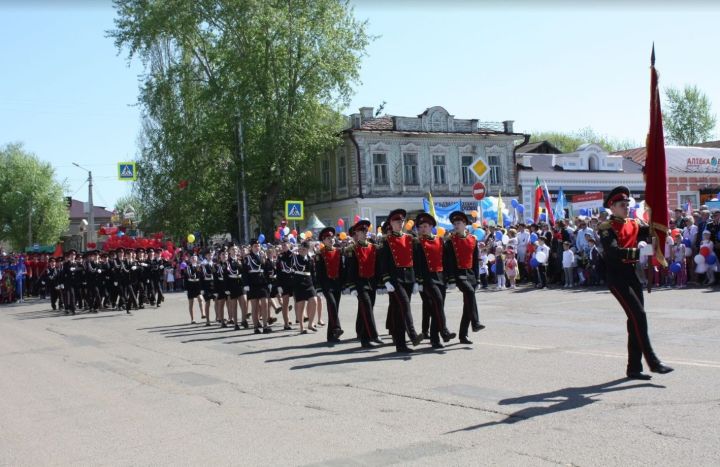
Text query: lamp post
14 191 32 248
72 163 95 245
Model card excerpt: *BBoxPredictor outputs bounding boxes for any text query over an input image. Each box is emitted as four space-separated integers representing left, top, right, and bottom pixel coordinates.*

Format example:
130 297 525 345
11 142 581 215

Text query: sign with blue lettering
118 162 138 181
285 200 304 220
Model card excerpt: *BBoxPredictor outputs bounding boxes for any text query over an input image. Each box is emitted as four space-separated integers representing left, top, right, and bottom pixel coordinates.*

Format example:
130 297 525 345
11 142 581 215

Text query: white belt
248 270 262 274
228 274 240 278
294 271 311 276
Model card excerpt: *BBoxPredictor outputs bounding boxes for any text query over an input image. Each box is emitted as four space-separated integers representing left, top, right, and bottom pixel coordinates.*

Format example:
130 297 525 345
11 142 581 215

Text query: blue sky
2 1 720 210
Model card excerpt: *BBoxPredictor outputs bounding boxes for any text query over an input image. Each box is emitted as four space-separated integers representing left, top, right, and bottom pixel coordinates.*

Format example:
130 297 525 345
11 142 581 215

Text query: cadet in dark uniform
200 250 215 326
117 248 137 314
276 240 295 330
598 186 673 380
41 257 61 310
316 227 344 343
413 212 456 348
344 219 382 348
292 241 317 334
226 244 247 330
183 253 204 323
214 249 229 327
84 250 102 313
244 240 273 334
378 209 423 353
61 249 79 314
444 211 484 344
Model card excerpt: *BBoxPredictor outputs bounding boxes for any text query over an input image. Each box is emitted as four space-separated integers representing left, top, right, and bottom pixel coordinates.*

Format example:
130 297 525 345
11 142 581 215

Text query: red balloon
354 215 361 223
87 242 97 249
700 246 711 257
291 229 298 236
337 218 345 226
274 231 281 240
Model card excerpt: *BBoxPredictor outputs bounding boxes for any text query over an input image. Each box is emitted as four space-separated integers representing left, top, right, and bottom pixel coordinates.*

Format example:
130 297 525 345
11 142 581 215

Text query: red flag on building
645 45 669 267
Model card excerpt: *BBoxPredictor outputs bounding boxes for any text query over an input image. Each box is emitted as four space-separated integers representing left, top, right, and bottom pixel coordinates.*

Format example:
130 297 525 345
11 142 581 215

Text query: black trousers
536 264 548 288
322 286 342 340
456 274 480 339
85 283 101 310
607 272 661 373
152 278 164 304
420 283 448 343
120 283 138 311
63 285 76 312
355 286 378 342
387 282 419 350
50 287 60 309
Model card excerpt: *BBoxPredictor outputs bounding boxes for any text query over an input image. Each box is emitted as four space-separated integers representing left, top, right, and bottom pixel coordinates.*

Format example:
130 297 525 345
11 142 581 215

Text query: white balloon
536 251 548 263
487 254 496 263
694 254 705 265
501 234 510 245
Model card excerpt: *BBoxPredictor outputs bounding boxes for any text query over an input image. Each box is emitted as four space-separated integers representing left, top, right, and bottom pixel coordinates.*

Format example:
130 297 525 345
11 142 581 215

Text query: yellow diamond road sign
470 157 489 180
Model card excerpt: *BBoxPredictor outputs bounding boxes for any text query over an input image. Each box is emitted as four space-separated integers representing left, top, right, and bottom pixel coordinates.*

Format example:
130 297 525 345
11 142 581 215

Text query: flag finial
651 42 655 66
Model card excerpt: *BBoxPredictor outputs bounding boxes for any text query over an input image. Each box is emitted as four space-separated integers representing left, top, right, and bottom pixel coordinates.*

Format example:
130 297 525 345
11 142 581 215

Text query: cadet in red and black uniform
316 227 344 343
444 211 484 344
344 219 382 348
598 186 673 380
378 209 423 353
413 213 456 348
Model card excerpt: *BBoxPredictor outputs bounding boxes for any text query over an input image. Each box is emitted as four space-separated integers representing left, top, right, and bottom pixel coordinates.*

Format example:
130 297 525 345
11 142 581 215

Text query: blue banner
422 199 462 229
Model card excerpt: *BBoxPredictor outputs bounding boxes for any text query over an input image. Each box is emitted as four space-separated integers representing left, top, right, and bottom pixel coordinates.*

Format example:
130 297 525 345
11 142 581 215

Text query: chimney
359 107 374 121
503 120 514 134
350 113 361 129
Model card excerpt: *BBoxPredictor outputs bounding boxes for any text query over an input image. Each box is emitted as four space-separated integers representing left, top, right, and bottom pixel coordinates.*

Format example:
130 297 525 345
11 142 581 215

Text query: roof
358 115 394 131
519 153 644 173
516 140 562 154
692 140 720 148
612 145 720 173
69 199 114 220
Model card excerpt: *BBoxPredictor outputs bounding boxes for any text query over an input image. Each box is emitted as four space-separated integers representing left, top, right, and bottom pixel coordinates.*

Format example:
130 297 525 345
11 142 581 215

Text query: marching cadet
244 240 273 334
146 248 162 307
41 257 61 310
136 249 150 309
413 212 456 348
292 240 317 334
344 219 382 348
598 186 673 380
444 211 484 344
200 250 215 326
316 227 345 344
183 253 204 323
61 249 78 314
84 250 102 313
106 250 120 309
117 248 137 314
97 251 112 309
378 209 423 353
276 240 294 330
226 244 247 330
214 249 229 327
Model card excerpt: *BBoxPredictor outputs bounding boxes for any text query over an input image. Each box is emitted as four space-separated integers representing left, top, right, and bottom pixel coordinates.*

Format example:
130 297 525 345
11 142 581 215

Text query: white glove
351 290 358 297
243 286 250 292
277 286 283 295
412 283 419 295
447 283 457 290
131 266 137 270
341 288 350 295
159 266 164 270
384 281 395 293
418 284 423 293
268 284 272 291
638 241 648 249
113 282 118 286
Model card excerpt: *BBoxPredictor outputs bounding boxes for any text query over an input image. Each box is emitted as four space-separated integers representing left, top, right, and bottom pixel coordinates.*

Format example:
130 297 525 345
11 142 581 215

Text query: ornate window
321 159 330 190
373 153 389 186
403 153 419 185
461 155 476 185
433 154 446 185
337 154 347 188
486 146 504 185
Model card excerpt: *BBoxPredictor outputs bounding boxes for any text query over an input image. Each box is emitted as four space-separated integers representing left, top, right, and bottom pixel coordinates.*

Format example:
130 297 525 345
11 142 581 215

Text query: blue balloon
476 229 486 241
495 230 503 241
258 233 266 244
530 258 539 268
118 231 125 237
289 236 297 244
526 217 534 224
579 208 588 216
707 254 718 265
336 225 343 232
540 213 547 222
517 204 525 214
490 263 496 274
530 233 538 243
431 226 437 234
682 238 692 247
511 199 519 209
670 262 682 273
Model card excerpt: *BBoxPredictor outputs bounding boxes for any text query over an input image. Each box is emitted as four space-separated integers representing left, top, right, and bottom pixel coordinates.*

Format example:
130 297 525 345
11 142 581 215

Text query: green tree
110 0 371 238
663 85 717 145
0 143 69 250
529 127 636 153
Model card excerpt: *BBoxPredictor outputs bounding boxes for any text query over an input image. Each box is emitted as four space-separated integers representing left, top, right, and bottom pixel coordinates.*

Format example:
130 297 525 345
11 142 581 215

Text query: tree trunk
259 181 282 240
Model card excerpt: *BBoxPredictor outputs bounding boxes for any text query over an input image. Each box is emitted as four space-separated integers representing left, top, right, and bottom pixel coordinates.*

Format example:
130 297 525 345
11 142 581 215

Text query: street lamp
14 191 32 247
72 162 95 245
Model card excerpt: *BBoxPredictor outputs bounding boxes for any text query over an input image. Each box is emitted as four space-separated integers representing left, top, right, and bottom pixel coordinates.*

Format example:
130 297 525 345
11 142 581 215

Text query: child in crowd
672 233 687 288
505 247 518 289
494 246 506 289
586 237 601 285
562 241 574 288
478 243 489 289
699 230 716 285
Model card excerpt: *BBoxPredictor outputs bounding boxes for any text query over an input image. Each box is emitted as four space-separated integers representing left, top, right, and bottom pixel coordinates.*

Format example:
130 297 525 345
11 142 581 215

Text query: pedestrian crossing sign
118 162 138 181
285 200 304 220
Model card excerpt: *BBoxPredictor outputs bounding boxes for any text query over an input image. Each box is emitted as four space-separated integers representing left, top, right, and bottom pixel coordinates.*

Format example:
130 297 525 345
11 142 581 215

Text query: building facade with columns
305 106 528 229
517 143 645 218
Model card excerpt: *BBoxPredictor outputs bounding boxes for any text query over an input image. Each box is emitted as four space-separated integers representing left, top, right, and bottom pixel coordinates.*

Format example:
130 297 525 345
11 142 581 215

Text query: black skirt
186 281 201 299
293 278 316 302
248 285 269 300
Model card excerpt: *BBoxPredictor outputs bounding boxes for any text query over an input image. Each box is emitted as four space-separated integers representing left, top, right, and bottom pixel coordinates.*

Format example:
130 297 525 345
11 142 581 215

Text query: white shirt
562 249 575 268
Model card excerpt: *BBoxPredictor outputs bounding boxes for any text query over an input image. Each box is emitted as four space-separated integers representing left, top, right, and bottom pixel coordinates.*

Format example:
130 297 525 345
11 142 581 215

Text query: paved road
1 285 718 466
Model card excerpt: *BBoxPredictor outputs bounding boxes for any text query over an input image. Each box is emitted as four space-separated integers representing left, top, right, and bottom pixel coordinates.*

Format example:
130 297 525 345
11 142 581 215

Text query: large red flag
645 45 669 267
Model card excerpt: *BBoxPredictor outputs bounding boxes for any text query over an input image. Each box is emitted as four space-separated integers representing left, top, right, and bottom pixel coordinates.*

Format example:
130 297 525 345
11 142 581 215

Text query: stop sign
472 182 486 200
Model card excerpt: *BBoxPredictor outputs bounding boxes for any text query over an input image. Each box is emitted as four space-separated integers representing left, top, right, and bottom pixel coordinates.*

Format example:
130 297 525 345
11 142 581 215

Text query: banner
422 199 462 229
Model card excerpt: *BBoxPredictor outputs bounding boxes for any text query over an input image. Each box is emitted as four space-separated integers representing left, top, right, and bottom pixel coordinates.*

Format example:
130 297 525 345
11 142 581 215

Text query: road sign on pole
285 200 304 220
472 182 487 200
118 162 137 181
470 157 489 180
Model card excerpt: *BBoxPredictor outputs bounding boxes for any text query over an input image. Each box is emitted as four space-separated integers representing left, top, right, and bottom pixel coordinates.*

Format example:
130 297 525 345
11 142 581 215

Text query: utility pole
236 115 249 243
28 198 32 247
73 163 95 245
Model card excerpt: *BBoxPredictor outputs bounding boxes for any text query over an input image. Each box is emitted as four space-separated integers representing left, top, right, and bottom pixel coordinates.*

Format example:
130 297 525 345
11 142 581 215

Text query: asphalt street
1 285 718 466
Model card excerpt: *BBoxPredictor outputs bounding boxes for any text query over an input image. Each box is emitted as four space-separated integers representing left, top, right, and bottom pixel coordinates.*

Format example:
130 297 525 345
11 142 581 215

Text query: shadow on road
445 377 665 433
288 345 469 370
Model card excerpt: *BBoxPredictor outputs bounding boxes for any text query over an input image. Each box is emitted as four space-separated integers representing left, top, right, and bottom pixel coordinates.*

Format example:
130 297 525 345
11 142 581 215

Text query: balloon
180 262 187 270
490 264 496 274
530 233 538 243
517 205 525 214
87 242 96 249
539 214 547 222
579 208 588 216
694 254 705 265
299 233 306 240
475 229 486 241
470 210 478 218
283 226 290 235
305 230 313 238
258 234 266 244
530 258 539 268
536 251 547 263
511 199 519 209
337 218 345 226
502 234 510 245
437 227 446 236
338 232 348 240
118 231 125 237
494 230 503 241
472 222 481 229
707 254 717 265
274 231 281 240
700 246 711 257
669 262 682 273
354 215 361 223
187 234 195 243
487 254 496 263
682 239 692 247
291 229 297 236
289 236 297 244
